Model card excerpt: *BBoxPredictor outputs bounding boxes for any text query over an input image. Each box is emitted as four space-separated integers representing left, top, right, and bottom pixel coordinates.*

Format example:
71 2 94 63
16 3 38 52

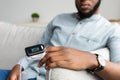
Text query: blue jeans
0 69 11 80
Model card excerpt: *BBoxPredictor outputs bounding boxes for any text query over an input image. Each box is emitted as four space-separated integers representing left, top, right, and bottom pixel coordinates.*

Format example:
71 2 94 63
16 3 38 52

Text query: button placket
63 21 84 46
71 21 83 34
71 32 76 35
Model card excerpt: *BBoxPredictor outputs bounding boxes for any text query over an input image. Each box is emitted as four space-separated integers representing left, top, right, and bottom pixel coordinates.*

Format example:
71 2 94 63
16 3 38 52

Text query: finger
38 54 49 67
46 60 69 70
45 55 65 66
38 51 61 67
44 55 67 69
46 62 57 70
55 61 69 68
46 46 65 52
50 54 67 62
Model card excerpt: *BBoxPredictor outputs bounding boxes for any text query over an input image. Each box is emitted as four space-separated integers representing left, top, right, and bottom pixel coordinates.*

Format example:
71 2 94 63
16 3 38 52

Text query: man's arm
38 46 120 80
96 61 120 80
99 23 120 80
8 56 30 80
8 64 21 80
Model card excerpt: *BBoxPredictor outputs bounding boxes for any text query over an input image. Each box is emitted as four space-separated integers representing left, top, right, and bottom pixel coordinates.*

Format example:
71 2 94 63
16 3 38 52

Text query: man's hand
7 64 21 80
38 46 98 70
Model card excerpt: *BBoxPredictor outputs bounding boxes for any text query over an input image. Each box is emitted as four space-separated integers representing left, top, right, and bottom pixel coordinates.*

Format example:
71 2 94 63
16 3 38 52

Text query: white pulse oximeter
25 44 46 60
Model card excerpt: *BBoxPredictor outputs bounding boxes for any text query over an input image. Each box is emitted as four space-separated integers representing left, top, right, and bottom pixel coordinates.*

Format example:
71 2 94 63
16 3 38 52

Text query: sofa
0 22 46 69
0 21 118 80
0 22 46 79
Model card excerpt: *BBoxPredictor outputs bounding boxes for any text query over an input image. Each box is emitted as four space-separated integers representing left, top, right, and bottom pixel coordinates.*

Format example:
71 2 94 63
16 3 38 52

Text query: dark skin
38 46 98 70
38 0 120 80
38 46 120 80
8 0 120 80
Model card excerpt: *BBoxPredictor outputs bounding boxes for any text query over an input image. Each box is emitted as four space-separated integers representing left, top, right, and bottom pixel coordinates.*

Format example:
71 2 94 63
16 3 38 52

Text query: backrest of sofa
0 22 46 69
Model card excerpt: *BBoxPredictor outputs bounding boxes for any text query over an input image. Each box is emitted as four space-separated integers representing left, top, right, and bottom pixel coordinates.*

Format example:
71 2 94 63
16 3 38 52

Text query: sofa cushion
0 22 46 69
0 69 11 80
47 48 109 80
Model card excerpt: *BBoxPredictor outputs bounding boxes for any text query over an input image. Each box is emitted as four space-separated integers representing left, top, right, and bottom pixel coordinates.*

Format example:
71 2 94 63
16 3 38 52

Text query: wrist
88 54 99 70
87 54 106 72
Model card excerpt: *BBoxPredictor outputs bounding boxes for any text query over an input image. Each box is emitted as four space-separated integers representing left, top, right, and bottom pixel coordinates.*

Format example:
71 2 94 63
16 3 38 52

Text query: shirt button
87 39 90 42
72 32 76 35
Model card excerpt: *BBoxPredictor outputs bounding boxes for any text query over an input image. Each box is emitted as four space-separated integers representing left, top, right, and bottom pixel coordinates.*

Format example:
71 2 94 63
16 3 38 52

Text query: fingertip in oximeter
25 44 45 60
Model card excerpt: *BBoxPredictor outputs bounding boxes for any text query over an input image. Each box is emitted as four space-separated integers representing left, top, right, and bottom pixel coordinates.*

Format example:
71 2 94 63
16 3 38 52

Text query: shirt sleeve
38 15 60 46
107 23 120 62
17 56 30 69
38 19 54 46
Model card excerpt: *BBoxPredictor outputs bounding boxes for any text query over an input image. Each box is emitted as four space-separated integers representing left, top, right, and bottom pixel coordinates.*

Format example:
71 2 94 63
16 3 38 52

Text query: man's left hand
38 46 98 70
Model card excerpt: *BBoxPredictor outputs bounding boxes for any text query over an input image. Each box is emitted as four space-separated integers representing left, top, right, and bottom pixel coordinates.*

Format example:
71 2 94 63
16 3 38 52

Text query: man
8 0 120 80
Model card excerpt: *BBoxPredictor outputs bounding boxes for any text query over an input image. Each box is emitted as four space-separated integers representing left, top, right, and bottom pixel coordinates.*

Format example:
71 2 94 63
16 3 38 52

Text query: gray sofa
0 22 46 69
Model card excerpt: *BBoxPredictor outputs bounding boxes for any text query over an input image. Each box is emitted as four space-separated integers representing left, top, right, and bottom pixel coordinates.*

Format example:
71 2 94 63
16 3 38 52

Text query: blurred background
0 0 119 24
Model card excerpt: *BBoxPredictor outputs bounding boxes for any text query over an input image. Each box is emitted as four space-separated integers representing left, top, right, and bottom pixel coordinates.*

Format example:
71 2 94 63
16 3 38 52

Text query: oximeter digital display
25 44 45 57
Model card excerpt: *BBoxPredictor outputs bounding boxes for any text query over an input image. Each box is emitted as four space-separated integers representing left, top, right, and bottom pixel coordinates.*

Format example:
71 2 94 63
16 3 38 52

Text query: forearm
96 61 120 80
10 64 21 75
88 53 120 80
8 64 21 80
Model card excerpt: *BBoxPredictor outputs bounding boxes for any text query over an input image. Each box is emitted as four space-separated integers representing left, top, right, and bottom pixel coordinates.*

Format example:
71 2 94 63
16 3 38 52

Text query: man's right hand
8 64 21 80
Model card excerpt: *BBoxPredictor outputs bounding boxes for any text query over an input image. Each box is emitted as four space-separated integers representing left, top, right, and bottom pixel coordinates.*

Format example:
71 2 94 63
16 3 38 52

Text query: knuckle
47 53 52 57
56 61 62 66
48 63 56 68
49 57 54 62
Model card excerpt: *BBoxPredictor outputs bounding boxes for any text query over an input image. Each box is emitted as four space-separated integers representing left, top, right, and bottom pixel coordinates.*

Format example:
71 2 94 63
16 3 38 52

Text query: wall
0 0 119 24
0 0 76 23
100 0 120 20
